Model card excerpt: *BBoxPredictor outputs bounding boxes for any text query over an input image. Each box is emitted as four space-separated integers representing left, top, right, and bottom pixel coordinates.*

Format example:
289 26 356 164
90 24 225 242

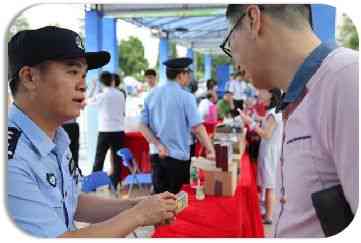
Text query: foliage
7 16 30 41
337 14 358 50
194 52 231 81
119 36 149 81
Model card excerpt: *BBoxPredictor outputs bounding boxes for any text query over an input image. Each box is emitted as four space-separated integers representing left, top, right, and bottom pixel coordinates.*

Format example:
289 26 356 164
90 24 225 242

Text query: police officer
7 26 176 238
139 57 216 194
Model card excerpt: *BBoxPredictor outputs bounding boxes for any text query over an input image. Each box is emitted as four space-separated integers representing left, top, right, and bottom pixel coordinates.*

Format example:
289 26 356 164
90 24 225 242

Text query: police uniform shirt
7 104 80 237
141 81 202 161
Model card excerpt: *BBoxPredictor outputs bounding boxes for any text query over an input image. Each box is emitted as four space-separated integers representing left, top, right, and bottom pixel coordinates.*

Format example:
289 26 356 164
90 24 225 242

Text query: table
152 152 264 237
118 132 151 180
124 132 151 172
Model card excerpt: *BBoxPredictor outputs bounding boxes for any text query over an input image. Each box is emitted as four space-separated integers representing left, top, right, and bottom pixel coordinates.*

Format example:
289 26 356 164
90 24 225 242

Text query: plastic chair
117 148 152 196
81 171 117 196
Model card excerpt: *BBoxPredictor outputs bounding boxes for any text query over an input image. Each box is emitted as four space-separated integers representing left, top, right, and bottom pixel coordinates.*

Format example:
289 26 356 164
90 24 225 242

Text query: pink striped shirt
273 47 359 237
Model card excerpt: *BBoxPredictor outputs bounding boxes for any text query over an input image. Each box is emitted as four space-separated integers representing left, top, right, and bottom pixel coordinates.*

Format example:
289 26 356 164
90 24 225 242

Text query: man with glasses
222 4 358 237
139 57 215 194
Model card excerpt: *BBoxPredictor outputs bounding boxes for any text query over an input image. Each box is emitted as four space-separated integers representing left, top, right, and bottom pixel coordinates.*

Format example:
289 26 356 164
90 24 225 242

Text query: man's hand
133 192 177 227
157 144 169 159
206 149 216 161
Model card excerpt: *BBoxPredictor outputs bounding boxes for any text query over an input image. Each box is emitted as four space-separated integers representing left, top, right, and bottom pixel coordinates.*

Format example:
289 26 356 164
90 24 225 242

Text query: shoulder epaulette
8 127 22 160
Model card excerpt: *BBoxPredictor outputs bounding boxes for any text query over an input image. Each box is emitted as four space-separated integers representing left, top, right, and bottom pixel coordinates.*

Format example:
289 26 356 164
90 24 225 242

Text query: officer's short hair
226 4 312 31
112 73 121 87
9 77 20 97
9 61 50 96
99 71 113 86
145 69 157 77
166 69 184 80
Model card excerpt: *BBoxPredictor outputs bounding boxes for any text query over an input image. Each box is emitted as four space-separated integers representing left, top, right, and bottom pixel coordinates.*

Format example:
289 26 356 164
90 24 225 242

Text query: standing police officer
7 26 176 238
139 57 215 194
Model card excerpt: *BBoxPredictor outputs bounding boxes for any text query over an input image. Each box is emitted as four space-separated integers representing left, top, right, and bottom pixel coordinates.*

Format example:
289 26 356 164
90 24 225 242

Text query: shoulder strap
8 127 22 159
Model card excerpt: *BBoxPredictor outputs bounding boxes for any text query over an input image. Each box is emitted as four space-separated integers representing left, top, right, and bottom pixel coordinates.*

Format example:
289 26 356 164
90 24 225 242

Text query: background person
87 70 126 190
139 57 215 194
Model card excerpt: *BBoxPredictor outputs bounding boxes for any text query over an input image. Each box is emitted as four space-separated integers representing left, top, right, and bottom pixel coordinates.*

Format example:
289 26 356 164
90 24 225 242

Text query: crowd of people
7 3 358 239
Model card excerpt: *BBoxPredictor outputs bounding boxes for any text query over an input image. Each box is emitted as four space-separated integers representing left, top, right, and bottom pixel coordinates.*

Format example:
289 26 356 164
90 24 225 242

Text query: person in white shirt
87 71 126 189
198 90 218 122
240 89 283 225
228 70 248 111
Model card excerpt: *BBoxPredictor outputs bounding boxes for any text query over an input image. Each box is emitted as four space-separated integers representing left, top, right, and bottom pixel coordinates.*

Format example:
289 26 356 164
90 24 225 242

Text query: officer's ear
18 66 39 92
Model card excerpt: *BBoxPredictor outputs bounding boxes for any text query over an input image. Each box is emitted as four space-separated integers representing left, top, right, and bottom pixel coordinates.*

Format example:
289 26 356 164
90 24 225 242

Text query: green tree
195 51 204 80
338 14 358 50
169 41 177 58
7 16 30 41
119 36 149 81
194 52 230 81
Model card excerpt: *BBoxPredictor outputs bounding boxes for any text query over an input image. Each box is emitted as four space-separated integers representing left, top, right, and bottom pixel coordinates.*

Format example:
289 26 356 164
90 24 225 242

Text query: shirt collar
167 80 184 89
8 104 70 158
276 42 338 112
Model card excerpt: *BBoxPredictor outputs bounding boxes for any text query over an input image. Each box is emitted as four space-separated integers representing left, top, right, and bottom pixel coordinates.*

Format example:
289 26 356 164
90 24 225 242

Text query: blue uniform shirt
7 105 80 237
141 81 202 161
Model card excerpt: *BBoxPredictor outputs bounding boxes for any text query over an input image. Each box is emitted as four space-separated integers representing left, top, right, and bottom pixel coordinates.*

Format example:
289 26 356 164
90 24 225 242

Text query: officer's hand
206 149 216 161
157 144 169 159
133 191 176 227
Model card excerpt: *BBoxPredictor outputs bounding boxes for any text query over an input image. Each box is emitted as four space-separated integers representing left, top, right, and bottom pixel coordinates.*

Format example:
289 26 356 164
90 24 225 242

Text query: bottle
190 166 199 189
195 183 205 200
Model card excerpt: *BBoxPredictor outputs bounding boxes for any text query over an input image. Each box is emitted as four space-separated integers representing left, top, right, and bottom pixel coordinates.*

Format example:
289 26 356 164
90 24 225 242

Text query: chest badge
46 173 57 187
69 158 75 176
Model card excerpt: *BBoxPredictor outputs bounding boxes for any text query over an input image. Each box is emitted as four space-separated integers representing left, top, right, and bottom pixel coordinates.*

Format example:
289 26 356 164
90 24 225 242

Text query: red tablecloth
119 132 151 180
152 152 264 237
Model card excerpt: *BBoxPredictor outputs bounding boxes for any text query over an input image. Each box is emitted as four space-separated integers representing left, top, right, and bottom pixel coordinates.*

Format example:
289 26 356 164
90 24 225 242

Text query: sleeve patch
8 127 22 159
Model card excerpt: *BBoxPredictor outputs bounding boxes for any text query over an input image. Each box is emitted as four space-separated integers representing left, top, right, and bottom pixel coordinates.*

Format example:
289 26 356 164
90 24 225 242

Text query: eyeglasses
219 12 246 58
220 6 264 58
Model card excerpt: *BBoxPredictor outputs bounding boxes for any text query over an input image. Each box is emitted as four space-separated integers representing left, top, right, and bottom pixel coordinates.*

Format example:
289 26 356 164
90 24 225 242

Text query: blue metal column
216 64 230 98
159 37 169 84
311 4 336 42
186 47 197 80
102 17 118 73
85 9 102 164
204 53 212 81
186 47 194 68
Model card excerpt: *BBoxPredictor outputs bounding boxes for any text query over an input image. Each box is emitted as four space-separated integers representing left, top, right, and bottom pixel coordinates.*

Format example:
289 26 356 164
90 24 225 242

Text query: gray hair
225 4 312 30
